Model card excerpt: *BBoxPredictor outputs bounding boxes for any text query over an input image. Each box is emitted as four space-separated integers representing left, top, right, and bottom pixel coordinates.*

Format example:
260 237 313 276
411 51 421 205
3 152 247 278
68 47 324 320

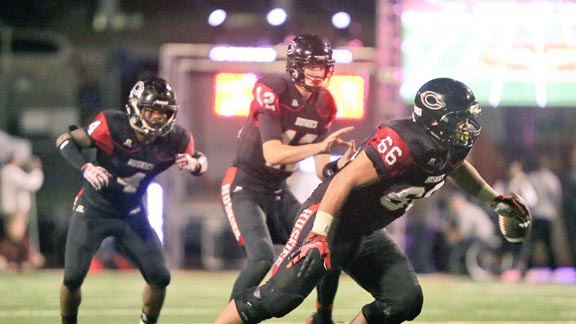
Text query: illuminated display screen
213 73 258 117
328 75 365 119
400 0 576 108
213 73 366 119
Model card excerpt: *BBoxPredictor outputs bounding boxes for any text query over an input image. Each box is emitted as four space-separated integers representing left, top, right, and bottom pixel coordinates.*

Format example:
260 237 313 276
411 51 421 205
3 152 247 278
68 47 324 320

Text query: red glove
492 194 531 229
287 232 331 278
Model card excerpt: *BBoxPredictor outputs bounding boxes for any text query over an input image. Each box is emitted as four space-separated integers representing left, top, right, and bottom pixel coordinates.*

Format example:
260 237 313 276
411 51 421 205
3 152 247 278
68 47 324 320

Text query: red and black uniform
63 110 195 290
235 119 472 324
221 74 337 298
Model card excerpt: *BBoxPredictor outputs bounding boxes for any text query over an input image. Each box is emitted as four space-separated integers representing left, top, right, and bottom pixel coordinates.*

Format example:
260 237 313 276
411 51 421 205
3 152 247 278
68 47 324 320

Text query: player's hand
82 163 111 190
175 152 208 175
321 126 354 153
287 232 331 278
491 194 531 228
337 139 356 168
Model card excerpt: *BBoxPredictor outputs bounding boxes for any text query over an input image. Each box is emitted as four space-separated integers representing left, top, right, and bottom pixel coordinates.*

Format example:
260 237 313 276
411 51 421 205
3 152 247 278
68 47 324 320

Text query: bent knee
63 270 86 290
145 267 171 288
362 285 423 324
235 286 306 323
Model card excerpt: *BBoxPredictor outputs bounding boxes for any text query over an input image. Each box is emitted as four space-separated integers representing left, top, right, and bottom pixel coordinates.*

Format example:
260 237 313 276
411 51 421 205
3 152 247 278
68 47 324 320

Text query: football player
213 78 532 324
220 34 355 324
55 77 207 324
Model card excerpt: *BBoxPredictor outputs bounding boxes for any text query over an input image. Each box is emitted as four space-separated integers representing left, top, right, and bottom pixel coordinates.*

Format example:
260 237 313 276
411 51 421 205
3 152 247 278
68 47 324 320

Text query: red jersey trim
271 203 319 277
87 112 114 155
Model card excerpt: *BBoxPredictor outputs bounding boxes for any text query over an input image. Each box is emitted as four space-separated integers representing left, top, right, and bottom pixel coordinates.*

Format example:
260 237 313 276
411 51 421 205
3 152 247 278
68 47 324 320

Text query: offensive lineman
213 78 532 324
220 34 355 324
55 77 207 324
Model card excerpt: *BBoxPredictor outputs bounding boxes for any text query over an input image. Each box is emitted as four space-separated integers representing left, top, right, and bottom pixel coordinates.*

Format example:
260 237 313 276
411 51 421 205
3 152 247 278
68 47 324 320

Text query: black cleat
305 312 335 324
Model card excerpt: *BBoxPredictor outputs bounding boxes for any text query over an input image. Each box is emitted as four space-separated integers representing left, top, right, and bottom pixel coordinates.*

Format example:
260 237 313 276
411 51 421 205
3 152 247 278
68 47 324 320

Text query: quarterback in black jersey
213 78 532 324
220 34 355 324
55 77 207 324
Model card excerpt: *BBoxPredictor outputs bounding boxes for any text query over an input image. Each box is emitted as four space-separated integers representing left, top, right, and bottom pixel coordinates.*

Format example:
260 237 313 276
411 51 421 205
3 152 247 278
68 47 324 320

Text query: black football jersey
308 118 472 236
79 110 195 215
233 74 337 184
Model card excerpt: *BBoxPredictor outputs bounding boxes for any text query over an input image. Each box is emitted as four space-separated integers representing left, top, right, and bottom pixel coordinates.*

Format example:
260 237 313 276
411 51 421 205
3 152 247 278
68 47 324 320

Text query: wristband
477 184 498 204
322 159 340 179
312 210 334 236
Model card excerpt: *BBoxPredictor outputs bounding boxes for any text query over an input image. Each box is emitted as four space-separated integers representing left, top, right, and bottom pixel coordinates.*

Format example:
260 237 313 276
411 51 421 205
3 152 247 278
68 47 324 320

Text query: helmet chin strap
133 128 155 143
301 73 328 92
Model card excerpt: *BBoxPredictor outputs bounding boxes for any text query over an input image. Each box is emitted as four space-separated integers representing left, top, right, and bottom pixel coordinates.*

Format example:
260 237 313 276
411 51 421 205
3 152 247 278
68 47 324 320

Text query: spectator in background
562 149 576 269
525 155 562 282
0 152 45 271
444 192 496 276
405 194 445 274
494 158 538 282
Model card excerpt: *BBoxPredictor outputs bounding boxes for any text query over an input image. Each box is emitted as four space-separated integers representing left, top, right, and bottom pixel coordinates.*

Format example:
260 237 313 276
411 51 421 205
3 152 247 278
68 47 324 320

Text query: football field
0 270 575 324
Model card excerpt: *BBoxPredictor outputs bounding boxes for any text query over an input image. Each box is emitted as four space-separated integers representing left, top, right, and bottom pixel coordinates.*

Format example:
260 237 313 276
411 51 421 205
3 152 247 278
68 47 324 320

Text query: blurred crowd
405 152 576 284
0 131 45 272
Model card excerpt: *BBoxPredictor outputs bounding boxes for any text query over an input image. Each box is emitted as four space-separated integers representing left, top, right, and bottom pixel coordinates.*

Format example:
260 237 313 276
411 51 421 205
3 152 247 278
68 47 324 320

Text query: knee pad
235 288 271 324
145 267 171 288
235 286 307 324
362 286 423 324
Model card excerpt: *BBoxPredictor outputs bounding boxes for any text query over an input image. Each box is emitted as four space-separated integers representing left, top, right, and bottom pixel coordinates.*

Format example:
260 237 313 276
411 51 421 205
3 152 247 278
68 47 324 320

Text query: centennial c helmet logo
130 81 145 98
420 91 446 110
287 41 296 55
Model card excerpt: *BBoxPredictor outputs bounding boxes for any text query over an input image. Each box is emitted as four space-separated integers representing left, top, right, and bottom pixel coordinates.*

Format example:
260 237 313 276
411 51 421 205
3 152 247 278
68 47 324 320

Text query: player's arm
56 126 111 190
314 138 356 180
313 150 379 233
55 127 93 170
175 130 208 176
449 160 531 229
448 160 498 204
287 150 378 275
262 126 354 166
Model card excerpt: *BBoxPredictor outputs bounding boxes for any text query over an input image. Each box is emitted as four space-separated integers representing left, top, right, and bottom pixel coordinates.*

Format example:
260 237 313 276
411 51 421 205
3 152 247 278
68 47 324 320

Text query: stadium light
208 9 227 27
331 11 351 29
209 46 277 62
332 49 353 64
266 8 287 26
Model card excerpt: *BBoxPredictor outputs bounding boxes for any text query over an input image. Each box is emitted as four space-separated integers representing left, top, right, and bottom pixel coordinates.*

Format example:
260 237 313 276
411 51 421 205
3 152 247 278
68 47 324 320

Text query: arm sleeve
58 138 88 170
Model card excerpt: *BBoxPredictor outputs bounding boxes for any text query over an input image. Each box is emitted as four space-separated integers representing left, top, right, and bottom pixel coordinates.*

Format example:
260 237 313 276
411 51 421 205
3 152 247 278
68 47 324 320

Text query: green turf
0 270 575 324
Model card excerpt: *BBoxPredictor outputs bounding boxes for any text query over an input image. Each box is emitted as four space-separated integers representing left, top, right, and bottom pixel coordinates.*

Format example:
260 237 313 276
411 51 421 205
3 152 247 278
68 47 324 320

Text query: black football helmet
126 77 178 138
286 34 335 90
412 78 481 149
